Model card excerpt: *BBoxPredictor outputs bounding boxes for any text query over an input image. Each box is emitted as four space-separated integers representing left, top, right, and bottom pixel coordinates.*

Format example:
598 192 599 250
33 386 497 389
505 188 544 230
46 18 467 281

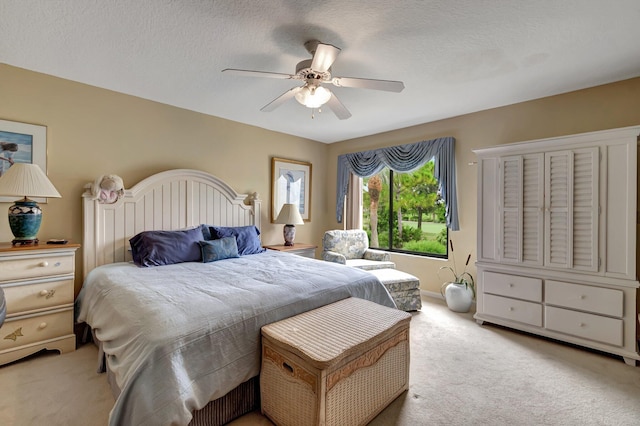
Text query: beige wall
328 77 640 294
3 62 640 297
0 64 329 295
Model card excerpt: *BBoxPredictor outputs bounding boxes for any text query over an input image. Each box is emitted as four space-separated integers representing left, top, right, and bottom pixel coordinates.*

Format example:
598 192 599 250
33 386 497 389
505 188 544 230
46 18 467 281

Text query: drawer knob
38 322 48 329
508 283 514 288
509 307 514 311
39 261 49 267
579 323 585 327
579 295 586 300
39 289 56 299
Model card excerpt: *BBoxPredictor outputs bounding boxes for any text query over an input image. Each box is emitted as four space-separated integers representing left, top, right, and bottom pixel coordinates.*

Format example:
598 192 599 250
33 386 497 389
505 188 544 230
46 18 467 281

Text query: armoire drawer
545 306 623 347
2 278 74 316
0 254 75 282
545 280 623 317
483 294 543 327
482 271 542 302
0 308 74 351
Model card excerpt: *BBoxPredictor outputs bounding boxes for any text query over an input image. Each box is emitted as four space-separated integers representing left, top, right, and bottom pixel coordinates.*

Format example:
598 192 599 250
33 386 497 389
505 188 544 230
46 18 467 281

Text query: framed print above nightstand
0 119 48 203
271 157 312 223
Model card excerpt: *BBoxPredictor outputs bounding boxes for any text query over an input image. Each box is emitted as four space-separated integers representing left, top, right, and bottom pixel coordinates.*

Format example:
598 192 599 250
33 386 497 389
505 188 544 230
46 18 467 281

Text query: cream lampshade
0 163 61 246
274 203 304 246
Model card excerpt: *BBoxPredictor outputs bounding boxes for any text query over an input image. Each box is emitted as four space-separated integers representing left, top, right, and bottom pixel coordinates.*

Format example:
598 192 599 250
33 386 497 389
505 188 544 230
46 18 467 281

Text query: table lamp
0 163 61 246
274 203 304 246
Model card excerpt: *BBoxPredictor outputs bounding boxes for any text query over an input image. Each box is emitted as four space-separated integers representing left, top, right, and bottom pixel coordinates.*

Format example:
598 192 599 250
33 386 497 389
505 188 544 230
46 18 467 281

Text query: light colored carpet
1 296 638 425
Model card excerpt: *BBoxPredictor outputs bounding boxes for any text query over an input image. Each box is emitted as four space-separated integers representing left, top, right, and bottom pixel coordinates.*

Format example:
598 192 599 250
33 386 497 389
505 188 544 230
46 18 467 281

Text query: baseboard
421 289 477 308
421 289 443 300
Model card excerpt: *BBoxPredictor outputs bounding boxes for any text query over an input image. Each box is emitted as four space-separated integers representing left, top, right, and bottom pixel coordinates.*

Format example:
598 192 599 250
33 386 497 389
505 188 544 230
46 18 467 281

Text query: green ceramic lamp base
8 198 43 246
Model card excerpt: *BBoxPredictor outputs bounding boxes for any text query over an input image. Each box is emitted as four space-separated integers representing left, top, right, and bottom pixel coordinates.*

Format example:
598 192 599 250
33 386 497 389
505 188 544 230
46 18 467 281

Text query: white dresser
0 243 80 365
474 126 640 365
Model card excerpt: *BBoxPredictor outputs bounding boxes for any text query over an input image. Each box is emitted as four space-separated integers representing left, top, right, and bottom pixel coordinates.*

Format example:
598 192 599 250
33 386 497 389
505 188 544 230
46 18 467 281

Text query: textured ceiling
1 1 640 143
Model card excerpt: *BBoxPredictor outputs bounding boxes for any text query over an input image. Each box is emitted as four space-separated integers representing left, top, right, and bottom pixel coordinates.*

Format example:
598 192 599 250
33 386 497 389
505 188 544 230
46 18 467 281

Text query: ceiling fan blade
310 42 341 73
260 87 302 112
331 76 405 92
222 68 295 79
325 93 352 120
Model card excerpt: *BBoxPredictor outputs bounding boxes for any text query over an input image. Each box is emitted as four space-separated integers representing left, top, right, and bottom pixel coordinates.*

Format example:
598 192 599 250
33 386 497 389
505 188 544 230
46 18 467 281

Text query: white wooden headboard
82 169 261 278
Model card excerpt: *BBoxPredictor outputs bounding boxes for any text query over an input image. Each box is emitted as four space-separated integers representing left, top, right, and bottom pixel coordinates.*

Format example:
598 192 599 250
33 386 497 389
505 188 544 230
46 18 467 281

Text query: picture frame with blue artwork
271 157 312 223
0 119 48 203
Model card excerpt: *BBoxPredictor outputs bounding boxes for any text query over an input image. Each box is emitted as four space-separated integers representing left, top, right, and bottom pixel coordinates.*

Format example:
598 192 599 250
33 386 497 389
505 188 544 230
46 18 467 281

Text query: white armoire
474 126 640 366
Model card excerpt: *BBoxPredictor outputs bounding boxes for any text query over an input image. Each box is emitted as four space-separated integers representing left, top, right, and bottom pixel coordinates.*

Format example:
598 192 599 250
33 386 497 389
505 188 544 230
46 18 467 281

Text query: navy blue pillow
199 237 239 262
199 224 212 240
130 228 204 267
209 225 266 256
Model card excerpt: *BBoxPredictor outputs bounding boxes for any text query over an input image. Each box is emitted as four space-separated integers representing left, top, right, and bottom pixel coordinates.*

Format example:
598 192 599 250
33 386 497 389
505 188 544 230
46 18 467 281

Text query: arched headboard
82 169 261 277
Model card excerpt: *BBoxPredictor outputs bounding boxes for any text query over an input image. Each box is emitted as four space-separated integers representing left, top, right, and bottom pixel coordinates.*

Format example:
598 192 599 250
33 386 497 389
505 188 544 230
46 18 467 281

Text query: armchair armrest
322 250 347 264
363 249 390 262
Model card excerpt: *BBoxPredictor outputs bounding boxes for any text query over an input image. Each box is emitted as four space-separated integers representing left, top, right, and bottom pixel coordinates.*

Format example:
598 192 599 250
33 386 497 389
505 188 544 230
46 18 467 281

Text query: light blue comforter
76 250 395 426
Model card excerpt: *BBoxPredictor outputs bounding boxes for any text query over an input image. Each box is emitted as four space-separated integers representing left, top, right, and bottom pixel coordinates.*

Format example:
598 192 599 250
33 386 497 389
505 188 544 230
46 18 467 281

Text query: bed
75 169 396 426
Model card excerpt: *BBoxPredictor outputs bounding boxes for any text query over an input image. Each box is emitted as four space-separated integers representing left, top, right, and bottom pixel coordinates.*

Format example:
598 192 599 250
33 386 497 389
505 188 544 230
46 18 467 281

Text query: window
361 160 448 257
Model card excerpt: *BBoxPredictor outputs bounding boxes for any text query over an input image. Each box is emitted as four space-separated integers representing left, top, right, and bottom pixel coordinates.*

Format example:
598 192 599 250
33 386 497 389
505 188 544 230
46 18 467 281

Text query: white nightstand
0 242 80 365
264 243 317 259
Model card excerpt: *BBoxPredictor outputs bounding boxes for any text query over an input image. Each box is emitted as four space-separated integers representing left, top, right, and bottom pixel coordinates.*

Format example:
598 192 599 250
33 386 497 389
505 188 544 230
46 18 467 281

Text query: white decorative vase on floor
443 282 474 313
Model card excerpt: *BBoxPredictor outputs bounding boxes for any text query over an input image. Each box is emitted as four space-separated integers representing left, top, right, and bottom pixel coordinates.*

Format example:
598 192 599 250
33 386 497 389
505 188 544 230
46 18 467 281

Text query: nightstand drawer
286 247 316 258
545 306 623 346
0 253 75 282
546 280 623 317
0 308 74 351
3 278 74 316
483 293 543 327
265 243 317 259
482 271 542 302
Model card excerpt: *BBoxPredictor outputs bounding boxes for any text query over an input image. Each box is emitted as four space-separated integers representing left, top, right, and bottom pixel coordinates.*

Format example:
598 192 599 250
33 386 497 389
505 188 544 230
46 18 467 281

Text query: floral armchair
321 229 395 270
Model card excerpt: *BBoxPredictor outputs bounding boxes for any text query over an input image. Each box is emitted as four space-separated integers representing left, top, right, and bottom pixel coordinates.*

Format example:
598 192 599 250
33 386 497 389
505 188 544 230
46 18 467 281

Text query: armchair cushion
345 258 396 271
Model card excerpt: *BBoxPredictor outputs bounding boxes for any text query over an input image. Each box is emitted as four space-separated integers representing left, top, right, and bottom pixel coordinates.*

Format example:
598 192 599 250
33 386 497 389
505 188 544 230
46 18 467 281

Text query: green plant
439 239 475 298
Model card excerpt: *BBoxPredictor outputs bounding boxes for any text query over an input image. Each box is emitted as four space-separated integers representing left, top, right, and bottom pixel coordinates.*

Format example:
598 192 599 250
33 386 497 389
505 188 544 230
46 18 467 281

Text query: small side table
0 242 80 365
265 243 317 259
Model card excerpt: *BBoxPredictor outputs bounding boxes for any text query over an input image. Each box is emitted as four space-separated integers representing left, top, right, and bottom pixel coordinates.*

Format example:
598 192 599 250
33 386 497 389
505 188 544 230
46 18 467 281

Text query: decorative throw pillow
199 237 240 262
209 225 266 256
129 227 204 267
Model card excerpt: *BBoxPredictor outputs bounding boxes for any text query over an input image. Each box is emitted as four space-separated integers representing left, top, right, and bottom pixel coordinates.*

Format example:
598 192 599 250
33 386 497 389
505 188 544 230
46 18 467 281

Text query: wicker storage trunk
260 297 411 426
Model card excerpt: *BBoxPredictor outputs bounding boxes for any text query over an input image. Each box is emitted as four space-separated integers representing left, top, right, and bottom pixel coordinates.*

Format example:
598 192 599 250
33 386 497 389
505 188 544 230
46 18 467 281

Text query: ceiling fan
222 40 405 120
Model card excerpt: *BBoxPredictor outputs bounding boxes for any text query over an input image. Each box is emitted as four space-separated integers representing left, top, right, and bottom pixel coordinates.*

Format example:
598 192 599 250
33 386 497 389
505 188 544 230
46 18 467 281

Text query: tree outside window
362 160 448 257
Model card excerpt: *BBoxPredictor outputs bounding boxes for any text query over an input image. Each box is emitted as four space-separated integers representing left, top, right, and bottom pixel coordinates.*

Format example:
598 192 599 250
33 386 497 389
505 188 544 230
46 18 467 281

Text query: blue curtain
336 136 459 230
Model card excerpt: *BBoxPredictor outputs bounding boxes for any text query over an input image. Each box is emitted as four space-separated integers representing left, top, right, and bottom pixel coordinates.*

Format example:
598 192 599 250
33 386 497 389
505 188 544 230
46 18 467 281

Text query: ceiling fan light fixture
295 85 332 108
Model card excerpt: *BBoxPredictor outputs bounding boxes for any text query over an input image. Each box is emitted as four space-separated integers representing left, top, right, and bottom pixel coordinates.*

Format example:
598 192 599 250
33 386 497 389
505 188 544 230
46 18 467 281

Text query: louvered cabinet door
572 148 599 271
521 154 544 265
499 154 543 264
499 156 522 263
544 148 599 270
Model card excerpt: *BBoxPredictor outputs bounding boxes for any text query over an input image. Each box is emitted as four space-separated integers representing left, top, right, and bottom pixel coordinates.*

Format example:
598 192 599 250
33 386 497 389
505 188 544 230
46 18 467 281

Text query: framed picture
271 157 312 222
0 119 48 202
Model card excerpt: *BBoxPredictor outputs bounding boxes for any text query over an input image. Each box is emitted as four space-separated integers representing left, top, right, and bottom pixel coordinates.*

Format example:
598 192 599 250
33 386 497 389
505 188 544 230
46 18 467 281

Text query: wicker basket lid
261 297 411 369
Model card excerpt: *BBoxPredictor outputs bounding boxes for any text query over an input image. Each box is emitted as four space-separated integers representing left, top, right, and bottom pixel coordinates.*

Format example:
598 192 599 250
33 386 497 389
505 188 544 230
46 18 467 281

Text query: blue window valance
336 136 459 230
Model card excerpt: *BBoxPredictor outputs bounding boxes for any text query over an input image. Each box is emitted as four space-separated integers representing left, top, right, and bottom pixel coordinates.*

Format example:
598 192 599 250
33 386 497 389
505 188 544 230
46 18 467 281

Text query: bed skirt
91 327 260 425
189 376 259 426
